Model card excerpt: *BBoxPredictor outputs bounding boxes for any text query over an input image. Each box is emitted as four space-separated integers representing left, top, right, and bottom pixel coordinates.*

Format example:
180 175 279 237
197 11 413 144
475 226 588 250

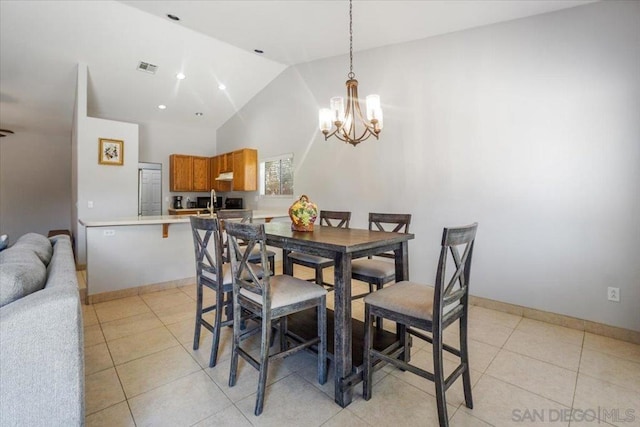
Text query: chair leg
193 279 203 350
255 311 272 416
433 329 449 427
315 267 323 287
279 317 288 352
268 254 275 276
228 296 241 388
209 290 224 368
460 312 473 409
317 297 327 385
375 282 384 331
363 303 374 400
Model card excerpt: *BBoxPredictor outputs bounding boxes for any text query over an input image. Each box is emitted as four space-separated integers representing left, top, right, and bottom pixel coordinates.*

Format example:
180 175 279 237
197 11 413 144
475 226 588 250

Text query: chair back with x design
433 223 477 328
319 210 351 228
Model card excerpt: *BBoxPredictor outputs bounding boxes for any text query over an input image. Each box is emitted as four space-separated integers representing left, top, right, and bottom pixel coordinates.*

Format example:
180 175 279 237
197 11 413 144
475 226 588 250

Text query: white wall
217 2 640 331
74 64 139 264
0 129 71 242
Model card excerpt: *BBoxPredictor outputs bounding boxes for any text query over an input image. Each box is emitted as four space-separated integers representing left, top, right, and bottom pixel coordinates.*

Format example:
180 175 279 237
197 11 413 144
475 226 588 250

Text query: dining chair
363 223 478 427
225 221 327 416
216 209 276 275
351 213 412 298
288 210 351 290
189 215 234 368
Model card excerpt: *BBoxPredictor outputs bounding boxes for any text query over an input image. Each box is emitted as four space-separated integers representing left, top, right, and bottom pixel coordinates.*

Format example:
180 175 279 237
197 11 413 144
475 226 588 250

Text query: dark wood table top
263 222 414 254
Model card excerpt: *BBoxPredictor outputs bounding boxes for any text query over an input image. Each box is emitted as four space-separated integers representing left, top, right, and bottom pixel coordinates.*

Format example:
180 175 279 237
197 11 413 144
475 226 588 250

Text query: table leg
394 241 409 282
282 249 293 276
333 252 353 407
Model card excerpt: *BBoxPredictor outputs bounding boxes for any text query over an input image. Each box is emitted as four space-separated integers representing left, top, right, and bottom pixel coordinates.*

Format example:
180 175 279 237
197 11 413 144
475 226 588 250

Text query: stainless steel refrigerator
138 162 162 216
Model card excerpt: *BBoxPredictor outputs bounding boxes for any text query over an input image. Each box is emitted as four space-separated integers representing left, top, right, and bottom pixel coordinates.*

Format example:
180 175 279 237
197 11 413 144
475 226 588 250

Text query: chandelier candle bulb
330 97 345 123
319 109 332 132
366 94 380 120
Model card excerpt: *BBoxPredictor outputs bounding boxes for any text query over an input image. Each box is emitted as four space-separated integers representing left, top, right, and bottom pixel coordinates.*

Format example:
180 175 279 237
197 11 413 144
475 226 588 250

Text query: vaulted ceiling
0 0 594 140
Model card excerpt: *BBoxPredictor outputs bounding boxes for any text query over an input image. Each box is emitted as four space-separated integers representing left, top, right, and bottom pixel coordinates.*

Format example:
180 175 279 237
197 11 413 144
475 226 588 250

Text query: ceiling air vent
136 61 158 74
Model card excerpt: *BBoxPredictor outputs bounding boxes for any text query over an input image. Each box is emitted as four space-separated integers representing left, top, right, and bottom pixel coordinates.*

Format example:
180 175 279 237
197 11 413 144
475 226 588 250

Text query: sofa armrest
0 286 84 426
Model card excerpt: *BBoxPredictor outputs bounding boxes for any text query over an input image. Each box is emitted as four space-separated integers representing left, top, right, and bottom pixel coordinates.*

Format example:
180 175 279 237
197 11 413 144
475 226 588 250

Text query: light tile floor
82 270 640 427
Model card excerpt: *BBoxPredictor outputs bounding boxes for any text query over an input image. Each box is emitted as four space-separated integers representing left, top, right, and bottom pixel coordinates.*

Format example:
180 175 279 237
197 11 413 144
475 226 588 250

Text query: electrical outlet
103 230 115 237
607 287 620 302
87 201 94 208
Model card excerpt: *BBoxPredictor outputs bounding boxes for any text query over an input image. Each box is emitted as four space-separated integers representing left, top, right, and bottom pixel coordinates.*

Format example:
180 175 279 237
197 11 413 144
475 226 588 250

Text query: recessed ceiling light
195 112 203 116
254 49 264 54
176 72 186 80
218 84 226 90
167 14 180 21
158 104 167 110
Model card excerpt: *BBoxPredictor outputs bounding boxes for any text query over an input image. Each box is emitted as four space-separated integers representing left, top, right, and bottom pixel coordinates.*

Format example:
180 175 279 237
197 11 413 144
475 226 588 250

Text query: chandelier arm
336 128 376 146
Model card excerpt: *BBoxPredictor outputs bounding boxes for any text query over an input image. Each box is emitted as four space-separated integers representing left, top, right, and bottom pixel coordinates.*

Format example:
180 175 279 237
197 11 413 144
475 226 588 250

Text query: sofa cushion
0 248 47 307
14 233 53 265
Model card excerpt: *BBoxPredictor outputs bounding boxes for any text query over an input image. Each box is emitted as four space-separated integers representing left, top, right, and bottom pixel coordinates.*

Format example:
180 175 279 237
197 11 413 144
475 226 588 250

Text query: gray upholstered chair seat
364 281 434 321
240 275 327 309
288 252 332 266
351 258 395 279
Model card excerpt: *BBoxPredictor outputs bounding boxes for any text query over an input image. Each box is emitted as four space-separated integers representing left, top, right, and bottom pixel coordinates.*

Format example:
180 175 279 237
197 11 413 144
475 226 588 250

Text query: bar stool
189 216 233 368
363 223 478 427
351 213 412 299
225 221 327 416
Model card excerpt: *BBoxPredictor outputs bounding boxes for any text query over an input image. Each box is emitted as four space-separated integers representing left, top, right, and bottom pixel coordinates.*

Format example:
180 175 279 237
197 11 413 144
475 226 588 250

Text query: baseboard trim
86 276 195 304
82 262 639 345
469 295 640 345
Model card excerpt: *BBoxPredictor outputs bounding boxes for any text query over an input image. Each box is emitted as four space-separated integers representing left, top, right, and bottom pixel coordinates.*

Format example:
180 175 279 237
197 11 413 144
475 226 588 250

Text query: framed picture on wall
98 138 124 165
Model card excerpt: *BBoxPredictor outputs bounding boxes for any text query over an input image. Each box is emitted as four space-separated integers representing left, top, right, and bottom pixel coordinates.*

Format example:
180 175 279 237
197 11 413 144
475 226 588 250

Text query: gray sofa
0 233 84 426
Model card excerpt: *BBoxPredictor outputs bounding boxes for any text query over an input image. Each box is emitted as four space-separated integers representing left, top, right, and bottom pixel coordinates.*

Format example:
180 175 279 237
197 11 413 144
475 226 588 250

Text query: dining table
263 222 415 407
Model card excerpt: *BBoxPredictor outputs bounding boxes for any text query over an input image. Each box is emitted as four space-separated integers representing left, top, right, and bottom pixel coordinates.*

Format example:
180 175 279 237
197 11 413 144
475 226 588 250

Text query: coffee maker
172 195 183 209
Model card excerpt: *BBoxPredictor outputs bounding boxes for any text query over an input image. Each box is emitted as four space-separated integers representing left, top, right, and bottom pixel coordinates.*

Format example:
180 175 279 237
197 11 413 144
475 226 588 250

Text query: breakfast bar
80 211 286 300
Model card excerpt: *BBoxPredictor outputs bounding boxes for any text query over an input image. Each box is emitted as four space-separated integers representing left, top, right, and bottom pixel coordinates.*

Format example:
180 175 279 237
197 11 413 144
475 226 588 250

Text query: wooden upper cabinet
192 156 210 192
232 149 258 191
169 154 193 192
210 155 231 192
173 148 257 193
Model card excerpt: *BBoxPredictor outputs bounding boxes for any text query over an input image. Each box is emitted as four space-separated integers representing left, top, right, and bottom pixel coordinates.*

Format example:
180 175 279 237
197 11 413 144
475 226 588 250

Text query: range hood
215 172 233 181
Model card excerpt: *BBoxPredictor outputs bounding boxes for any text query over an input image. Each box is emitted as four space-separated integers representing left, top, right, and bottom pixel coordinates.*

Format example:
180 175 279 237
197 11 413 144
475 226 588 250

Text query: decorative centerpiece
289 194 318 232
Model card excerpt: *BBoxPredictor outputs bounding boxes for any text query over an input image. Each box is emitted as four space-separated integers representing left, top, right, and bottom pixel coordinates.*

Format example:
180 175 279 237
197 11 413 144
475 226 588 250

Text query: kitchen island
80 210 287 302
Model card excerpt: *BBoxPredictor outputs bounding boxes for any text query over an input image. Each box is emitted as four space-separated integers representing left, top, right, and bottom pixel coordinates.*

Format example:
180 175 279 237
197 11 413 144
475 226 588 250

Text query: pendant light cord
348 0 355 79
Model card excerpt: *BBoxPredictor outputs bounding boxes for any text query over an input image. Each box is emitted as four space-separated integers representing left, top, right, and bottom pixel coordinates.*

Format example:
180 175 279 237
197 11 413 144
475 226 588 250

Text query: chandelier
318 0 383 147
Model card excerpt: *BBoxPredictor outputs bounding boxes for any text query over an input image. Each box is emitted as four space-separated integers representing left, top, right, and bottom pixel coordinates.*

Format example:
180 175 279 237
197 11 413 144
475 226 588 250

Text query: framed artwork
98 138 124 165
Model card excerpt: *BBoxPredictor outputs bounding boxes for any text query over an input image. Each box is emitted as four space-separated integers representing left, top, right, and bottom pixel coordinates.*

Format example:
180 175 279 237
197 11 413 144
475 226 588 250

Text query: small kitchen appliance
197 196 222 210
172 195 183 209
224 197 243 210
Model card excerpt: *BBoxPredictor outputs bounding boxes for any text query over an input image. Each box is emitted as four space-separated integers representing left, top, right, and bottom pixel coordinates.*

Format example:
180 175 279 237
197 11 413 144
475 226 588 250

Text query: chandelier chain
348 0 354 79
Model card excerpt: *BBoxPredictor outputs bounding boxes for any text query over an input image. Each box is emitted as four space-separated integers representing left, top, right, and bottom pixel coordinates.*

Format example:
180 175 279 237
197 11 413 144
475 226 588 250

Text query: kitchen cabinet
170 154 210 192
169 154 192 192
210 148 257 192
232 148 257 191
210 156 231 192
192 156 210 191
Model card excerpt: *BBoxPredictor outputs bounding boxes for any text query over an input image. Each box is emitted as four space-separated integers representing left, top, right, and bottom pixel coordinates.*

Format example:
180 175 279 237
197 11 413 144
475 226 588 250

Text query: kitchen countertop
80 210 288 227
